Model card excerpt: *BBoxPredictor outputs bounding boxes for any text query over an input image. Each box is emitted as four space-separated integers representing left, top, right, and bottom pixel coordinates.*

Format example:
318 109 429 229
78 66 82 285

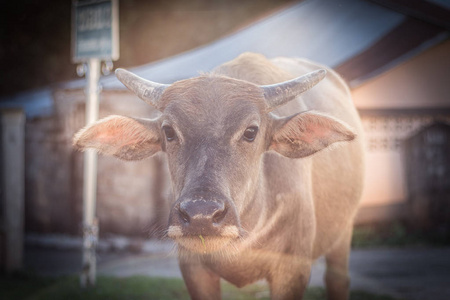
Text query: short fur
73 52 365 300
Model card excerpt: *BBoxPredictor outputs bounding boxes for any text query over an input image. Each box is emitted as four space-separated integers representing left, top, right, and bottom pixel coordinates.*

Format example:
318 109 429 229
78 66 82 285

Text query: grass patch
352 221 450 248
352 222 417 248
0 271 56 300
1 273 401 300
222 284 328 300
223 284 399 300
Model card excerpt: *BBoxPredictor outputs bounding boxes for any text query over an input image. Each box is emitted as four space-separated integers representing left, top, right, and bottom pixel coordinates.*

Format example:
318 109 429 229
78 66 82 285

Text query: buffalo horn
261 69 327 111
115 68 169 110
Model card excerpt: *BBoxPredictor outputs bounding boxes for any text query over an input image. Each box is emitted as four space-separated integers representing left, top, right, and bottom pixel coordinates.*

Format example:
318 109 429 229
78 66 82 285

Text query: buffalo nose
178 200 227 226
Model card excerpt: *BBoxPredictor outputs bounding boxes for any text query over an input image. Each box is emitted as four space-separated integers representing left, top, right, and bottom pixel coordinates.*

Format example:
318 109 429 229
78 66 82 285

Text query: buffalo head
73 67 355 254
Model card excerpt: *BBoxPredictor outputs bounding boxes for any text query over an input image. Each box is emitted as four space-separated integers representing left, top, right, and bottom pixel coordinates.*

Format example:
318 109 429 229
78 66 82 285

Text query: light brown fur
73 52 364 300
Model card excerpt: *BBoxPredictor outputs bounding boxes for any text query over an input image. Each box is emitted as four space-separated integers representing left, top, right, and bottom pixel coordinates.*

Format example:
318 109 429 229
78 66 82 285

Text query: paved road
24 242 450 300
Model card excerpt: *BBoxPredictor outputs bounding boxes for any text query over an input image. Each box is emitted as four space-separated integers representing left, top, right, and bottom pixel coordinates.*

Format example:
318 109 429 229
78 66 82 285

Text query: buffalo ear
73 115 161 161
269 111 356 158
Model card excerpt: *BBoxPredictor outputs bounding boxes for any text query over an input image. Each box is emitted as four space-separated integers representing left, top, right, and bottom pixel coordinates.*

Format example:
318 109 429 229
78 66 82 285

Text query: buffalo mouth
167 225 241 253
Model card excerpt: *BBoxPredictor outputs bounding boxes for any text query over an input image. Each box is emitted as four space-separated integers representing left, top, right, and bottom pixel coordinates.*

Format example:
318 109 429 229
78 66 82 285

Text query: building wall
25 89 172 237
358 112 450 208
352 40 450 213
25 106 77 234
352 40 450 110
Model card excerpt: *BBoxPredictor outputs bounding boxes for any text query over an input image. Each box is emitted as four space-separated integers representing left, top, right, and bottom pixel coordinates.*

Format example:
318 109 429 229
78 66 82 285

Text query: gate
404 122 450 231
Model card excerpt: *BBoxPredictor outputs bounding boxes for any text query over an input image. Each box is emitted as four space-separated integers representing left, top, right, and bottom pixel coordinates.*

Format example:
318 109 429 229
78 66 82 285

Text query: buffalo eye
163 125 177 141
243 126 258 142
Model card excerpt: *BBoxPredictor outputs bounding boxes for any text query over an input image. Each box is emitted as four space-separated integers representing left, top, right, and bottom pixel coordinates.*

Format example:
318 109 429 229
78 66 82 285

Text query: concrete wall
355 111 450 224
25 89 171 237
352 40 450 223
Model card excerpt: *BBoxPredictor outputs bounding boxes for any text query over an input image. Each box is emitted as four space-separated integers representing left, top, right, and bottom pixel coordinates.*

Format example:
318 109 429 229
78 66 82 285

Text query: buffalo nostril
212 207 227 224
178 199 228 227
178 206 190 224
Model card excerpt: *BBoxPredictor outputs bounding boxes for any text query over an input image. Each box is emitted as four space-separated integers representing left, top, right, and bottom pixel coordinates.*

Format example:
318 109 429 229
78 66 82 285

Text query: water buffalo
74 52 364 300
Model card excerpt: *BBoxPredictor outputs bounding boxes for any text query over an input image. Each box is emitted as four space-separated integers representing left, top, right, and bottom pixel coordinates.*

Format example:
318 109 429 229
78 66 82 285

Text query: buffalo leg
324 224 353 300
179 259 221 300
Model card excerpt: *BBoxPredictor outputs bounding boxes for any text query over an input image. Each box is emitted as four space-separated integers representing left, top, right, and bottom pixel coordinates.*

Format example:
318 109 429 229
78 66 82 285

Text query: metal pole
81 58 100 287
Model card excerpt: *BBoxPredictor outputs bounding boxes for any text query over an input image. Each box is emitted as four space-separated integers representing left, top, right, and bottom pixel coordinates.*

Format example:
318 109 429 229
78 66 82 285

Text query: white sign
72 0 119 62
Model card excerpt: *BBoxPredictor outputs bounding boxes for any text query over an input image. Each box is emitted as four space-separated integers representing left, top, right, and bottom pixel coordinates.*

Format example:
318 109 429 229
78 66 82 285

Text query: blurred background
0 0 450 298
0 0 296 96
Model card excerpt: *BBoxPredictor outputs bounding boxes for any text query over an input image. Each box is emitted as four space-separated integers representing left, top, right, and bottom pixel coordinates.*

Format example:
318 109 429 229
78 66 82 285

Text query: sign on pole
72 0 119 288
72 0 119 63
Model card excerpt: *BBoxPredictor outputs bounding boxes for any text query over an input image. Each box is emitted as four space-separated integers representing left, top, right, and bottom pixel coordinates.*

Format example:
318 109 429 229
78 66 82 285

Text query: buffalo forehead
162 76 265 134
